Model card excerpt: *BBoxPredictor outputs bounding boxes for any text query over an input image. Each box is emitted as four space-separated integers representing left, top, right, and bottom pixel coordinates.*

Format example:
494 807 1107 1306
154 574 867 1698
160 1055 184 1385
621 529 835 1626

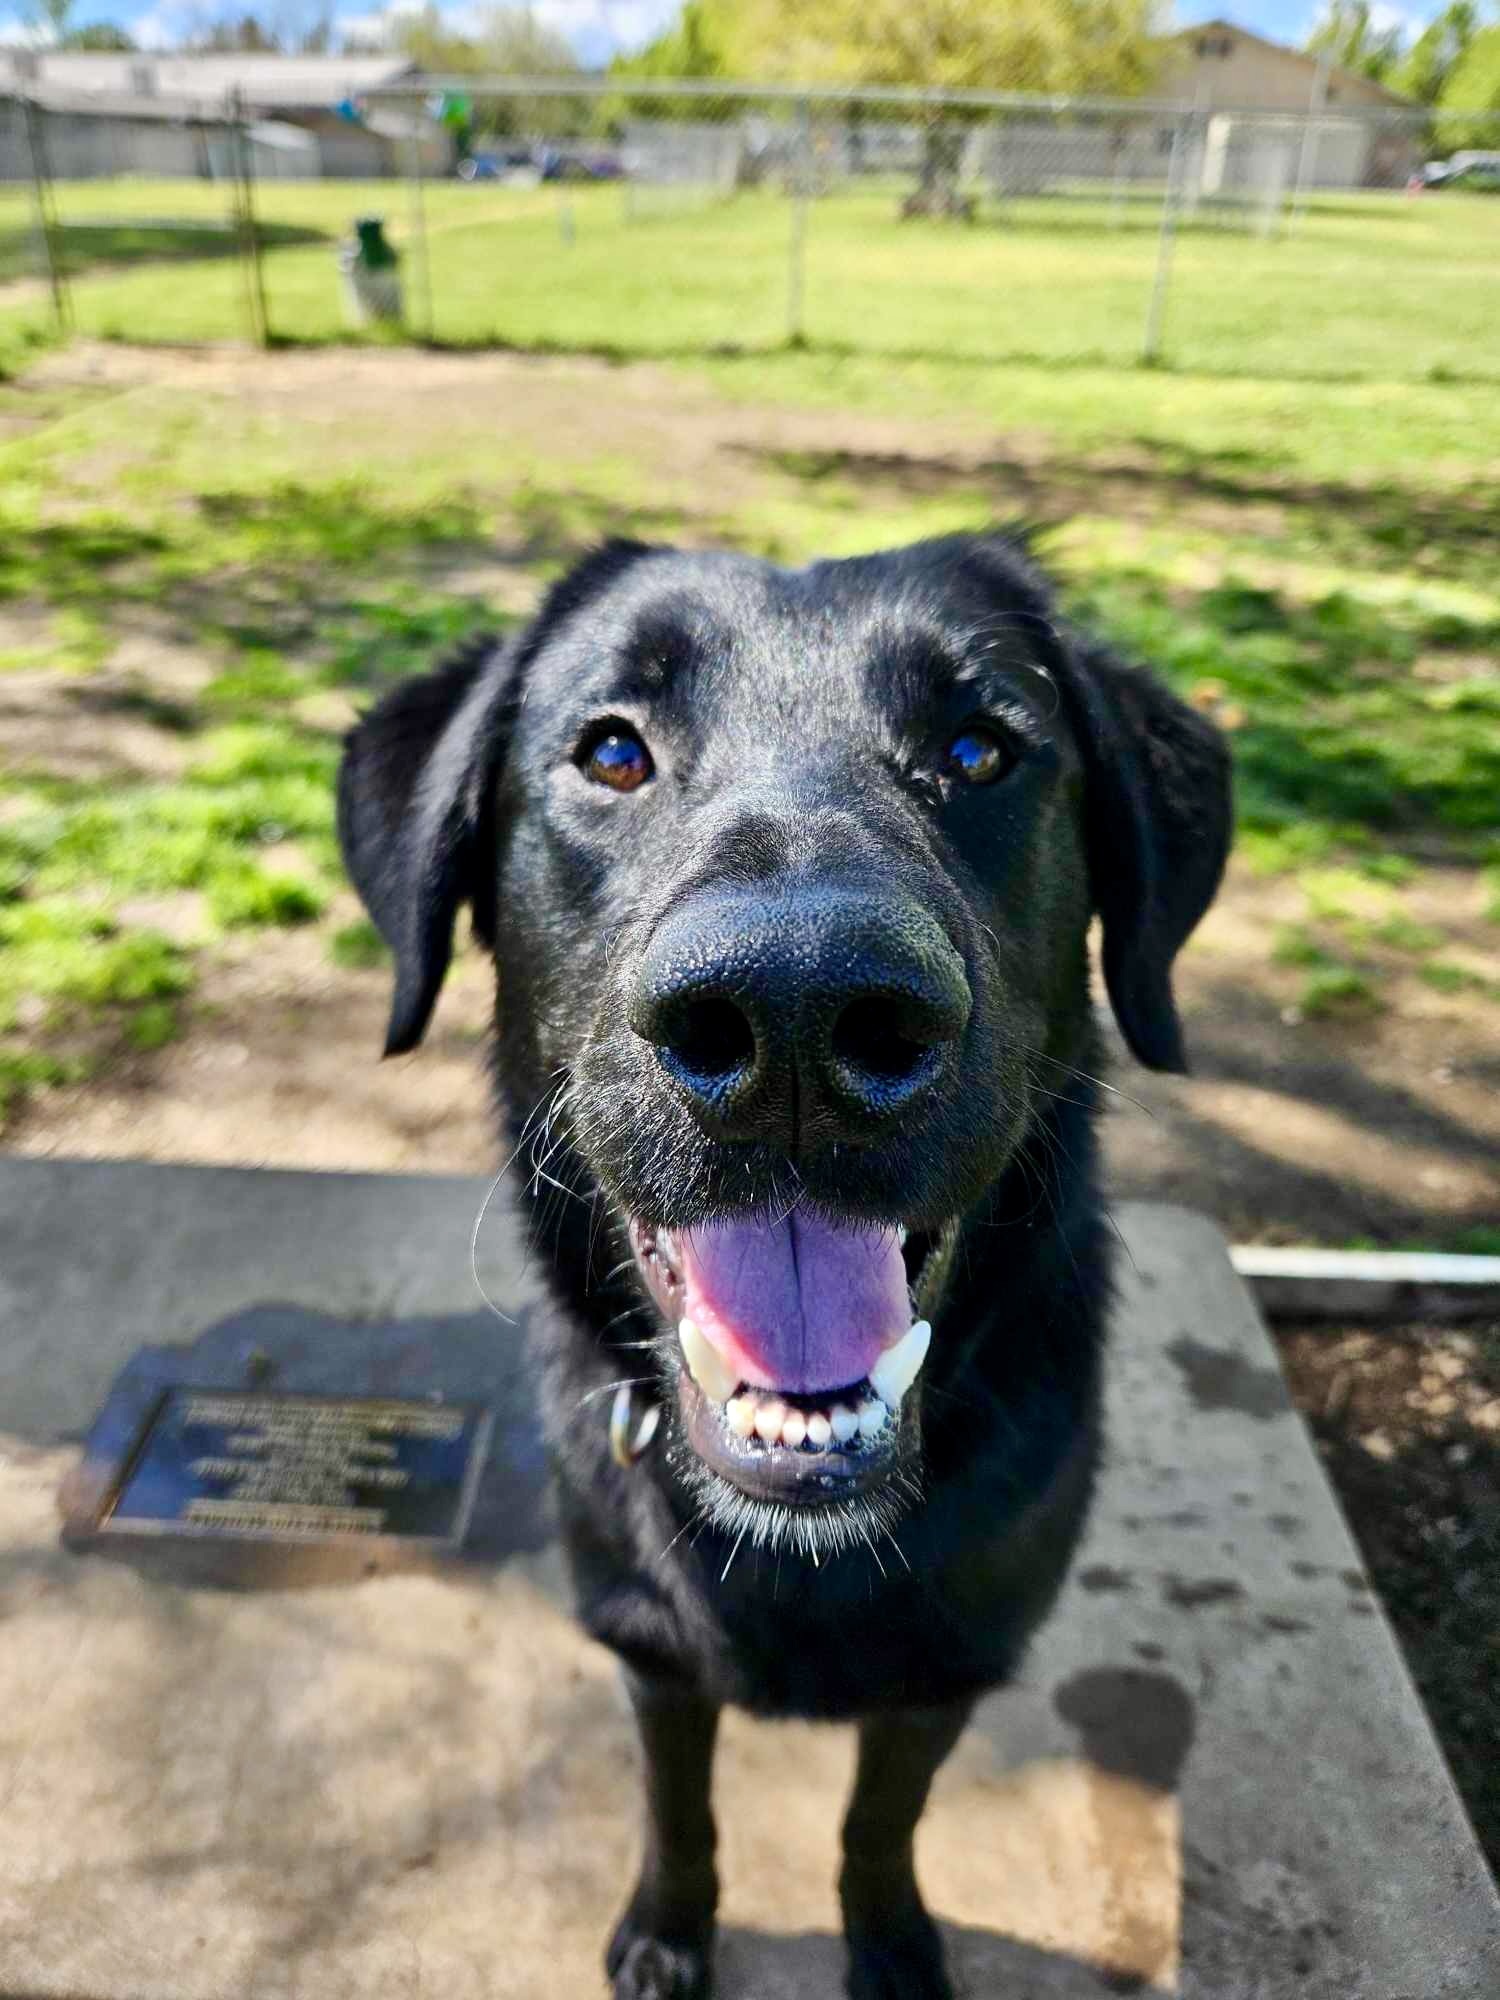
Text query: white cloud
0 15 54 46
530 0 678 56
1367 1 1416 33
130 4 186 51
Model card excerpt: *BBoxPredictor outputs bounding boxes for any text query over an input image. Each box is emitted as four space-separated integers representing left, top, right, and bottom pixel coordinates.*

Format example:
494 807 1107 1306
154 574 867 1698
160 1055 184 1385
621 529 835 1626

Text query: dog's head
339 534 1229 1554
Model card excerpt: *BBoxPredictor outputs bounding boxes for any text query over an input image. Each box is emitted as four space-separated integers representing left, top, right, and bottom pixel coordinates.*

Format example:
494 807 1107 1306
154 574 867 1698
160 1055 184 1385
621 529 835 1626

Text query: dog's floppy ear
952 528 1232 1064
338 537 656 1056
1057 634 1232 1073
951 532 1231 1072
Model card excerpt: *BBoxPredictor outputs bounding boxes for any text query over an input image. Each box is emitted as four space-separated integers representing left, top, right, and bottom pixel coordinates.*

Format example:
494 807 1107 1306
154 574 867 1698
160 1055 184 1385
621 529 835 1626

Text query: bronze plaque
95 1389 491 1550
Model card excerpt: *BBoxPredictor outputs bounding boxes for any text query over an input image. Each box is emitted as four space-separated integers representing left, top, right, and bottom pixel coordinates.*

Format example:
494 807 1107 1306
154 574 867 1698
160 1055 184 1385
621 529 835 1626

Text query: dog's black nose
629 887 970 1143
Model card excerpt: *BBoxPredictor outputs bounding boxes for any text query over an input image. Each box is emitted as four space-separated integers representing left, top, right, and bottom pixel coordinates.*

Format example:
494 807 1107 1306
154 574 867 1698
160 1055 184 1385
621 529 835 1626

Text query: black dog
338 532 1230 2000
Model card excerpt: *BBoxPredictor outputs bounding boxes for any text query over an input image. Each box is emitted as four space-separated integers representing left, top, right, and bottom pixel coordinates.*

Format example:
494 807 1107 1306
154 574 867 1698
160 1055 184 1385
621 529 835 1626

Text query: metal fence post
227 90 269 347
786 95 810 347
1142 113 1188 366
20 93 70 337
405 120 434 343
1289 52 1330 231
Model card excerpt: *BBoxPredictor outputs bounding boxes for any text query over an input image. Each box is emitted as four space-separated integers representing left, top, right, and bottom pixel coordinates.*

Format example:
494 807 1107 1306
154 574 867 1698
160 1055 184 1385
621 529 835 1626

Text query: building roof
0 53 417 111
1172 17 1414 108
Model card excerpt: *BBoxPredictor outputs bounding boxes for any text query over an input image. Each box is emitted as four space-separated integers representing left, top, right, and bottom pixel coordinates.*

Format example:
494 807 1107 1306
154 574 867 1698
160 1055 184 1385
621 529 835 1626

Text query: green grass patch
126 999 183 1051
1418 961 1499 1000
1299 966 1384 1019
329 918 390 970
0 1047 87 1121
1366 916 1443 955
1273 923 1333 970
208 865 326 929
0 900 191 1040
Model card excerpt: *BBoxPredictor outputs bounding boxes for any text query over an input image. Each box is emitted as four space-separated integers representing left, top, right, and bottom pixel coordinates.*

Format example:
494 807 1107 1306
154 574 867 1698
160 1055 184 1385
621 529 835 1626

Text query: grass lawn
2 177 1499 390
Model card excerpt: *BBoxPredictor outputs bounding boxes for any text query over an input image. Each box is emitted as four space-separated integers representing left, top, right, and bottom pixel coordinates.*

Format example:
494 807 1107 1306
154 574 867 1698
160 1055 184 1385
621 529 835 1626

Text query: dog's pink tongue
677 1213 909 1395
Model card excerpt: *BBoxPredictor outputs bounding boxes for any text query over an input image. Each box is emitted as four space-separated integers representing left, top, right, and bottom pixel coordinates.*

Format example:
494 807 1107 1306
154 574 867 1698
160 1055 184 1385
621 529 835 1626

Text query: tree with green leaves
21 0 75 43
618 0 1165 96
385 5 581 141
388 3 578 77
61 20 137 47
1392 2 1480 105
1305 0 1405 83
612 0 1166 211
1439 19 1500 140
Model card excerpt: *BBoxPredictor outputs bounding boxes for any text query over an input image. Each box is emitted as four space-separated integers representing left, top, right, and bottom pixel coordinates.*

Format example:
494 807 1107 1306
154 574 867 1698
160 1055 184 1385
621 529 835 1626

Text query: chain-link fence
3 74 1497 376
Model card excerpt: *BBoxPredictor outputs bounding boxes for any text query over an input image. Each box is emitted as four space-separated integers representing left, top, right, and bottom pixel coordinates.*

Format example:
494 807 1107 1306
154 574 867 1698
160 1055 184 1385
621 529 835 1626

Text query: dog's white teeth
753 1399 788 1443
677 1316 739 1404
897 1225 909 1247
717 1387 901 1450
868 1320 931 1409
725 1396 757 1439
658 1227 678 1264
829 1404 860 1445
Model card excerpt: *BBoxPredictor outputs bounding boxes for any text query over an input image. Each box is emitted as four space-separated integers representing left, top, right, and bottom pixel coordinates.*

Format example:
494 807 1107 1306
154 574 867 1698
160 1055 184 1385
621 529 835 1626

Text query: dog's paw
606 1909 714 2000
845 1910 954 2000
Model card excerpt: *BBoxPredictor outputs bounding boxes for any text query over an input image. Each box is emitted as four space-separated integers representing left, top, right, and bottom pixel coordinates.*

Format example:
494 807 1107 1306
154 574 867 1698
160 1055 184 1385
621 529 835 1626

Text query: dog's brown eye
946 727 1013 786
581 728 653 793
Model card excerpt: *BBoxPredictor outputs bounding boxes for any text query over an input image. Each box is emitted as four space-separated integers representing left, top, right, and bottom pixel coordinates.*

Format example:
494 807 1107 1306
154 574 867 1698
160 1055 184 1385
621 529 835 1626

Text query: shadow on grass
739 439 1500 564
0 218 327 287
733 438 1500 854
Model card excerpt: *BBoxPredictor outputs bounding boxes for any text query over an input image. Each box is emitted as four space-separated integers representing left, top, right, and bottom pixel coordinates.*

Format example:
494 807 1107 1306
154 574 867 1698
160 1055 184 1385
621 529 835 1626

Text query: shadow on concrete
57 1304 556 1591
718 1923 1148 1996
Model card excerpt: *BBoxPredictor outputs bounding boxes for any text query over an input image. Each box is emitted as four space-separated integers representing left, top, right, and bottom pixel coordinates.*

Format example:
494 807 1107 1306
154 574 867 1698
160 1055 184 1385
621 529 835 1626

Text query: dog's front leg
839 1698 973 2000
607 1669 720 2000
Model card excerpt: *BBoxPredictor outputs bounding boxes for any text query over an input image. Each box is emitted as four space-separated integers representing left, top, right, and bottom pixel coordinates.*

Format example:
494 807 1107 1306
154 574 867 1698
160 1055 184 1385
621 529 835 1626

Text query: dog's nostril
664 995 757 1083
830 996 931 1086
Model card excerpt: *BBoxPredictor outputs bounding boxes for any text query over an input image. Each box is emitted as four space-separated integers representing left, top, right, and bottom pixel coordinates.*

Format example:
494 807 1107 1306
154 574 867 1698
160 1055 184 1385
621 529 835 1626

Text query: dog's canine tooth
856 1398 888 1439
868 1320 931 1408
678 1316 738 1403
829 1404 860 1445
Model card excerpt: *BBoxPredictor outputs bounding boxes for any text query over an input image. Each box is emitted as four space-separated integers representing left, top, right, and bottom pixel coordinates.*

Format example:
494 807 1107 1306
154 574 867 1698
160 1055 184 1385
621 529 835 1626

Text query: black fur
339 531 1231 1999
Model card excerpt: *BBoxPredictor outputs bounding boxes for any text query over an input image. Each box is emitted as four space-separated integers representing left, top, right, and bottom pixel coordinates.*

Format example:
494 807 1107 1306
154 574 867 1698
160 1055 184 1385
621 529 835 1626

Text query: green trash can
337 216 403 327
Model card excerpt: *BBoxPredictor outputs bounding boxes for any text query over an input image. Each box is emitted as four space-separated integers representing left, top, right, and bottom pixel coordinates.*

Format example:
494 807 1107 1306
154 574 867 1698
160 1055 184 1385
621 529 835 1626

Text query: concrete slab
1 1158 1496 2000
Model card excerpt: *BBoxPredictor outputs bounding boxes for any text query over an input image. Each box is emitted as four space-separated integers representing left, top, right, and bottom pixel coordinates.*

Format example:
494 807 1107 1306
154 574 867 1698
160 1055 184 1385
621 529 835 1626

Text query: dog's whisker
719 1521 750 1584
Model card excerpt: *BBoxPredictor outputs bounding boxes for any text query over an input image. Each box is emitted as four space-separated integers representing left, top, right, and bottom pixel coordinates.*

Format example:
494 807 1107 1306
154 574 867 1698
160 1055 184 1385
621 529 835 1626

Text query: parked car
457 145 625 185
1418 153 1500 192
537 146 625 183
456 148 540 184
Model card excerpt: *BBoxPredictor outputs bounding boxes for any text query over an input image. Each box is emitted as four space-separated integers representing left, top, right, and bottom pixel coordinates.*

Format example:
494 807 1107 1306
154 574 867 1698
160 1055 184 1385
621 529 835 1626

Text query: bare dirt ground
1278 1318 1500 1873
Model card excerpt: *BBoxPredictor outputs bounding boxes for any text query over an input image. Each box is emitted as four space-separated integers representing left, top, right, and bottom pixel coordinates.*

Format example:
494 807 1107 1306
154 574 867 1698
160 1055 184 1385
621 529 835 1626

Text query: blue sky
0 2 1442 68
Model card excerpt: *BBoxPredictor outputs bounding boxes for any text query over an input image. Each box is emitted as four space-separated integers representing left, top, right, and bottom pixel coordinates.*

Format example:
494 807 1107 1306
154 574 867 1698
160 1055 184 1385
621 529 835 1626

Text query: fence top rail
356 71 1449 130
